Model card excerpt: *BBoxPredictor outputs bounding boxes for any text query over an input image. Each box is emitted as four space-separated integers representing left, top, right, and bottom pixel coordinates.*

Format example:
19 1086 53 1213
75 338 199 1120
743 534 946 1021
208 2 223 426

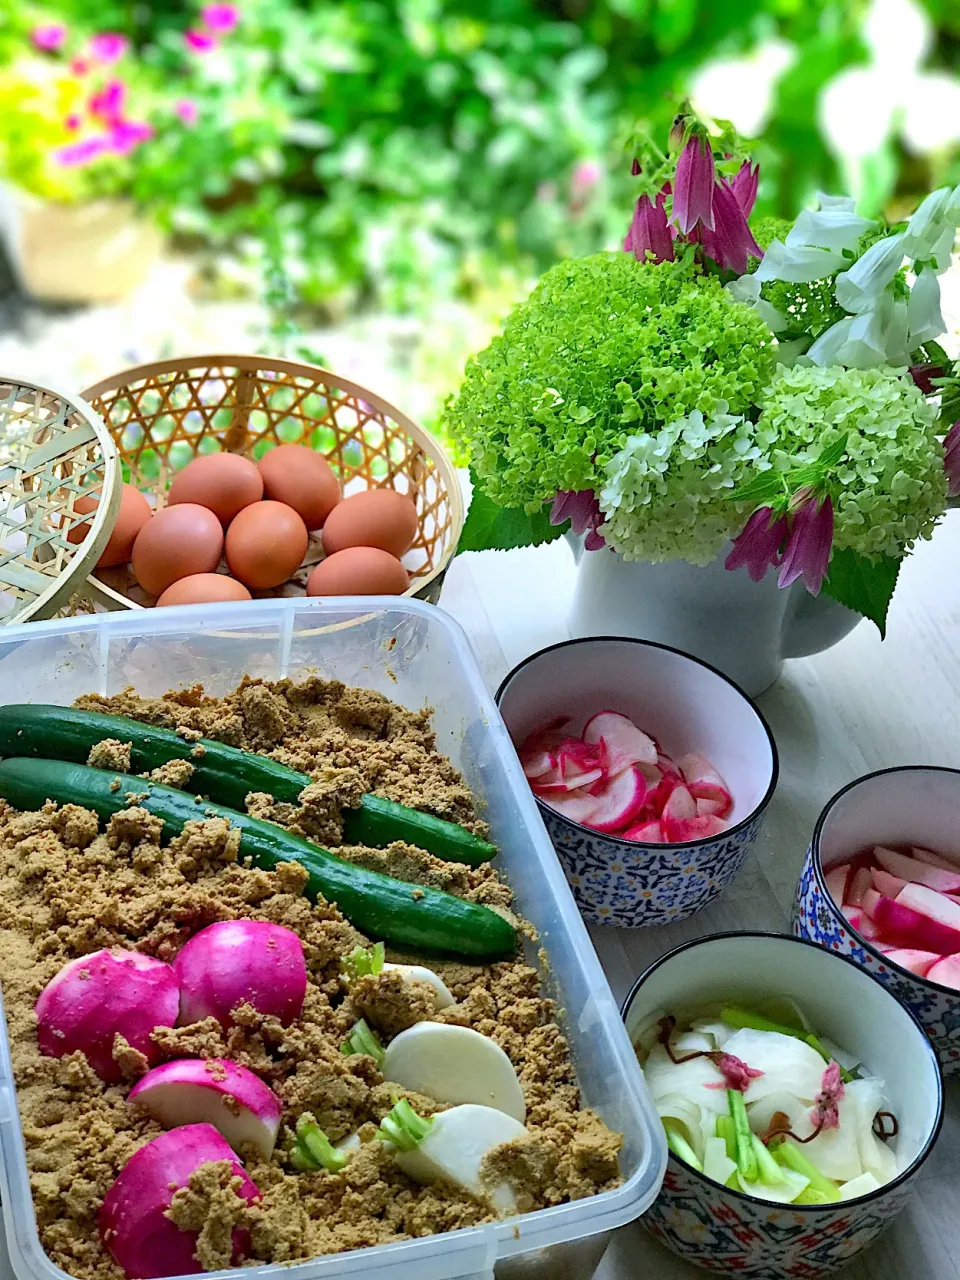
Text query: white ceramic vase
567 537 861 697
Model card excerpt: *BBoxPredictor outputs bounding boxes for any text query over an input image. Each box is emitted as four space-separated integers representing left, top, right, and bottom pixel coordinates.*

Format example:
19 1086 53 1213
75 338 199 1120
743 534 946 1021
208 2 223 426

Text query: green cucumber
0 705 496 866
0 757 515 960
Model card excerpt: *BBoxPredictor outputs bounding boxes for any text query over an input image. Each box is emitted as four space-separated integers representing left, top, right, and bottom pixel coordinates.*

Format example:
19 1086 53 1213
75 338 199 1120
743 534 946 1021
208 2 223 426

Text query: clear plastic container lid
0 598 666 1280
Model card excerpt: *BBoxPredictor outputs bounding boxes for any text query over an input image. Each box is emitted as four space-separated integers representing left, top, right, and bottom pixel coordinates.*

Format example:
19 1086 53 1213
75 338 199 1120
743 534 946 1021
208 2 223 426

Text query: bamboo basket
0 377 120 625
75 355 464 612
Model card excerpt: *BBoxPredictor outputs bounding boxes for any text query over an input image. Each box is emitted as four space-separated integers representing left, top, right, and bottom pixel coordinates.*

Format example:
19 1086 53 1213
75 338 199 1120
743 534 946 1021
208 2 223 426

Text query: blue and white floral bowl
496 638 778 927
623 932 943 1278
794 766 960 1075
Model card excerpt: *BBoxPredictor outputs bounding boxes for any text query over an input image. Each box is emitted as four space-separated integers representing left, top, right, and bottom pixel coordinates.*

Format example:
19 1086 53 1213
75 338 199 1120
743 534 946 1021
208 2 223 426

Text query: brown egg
167 453 263 526
132 504 224 597
257 445 340 530
306 546 409 597
321 488 418 558
225 500 308 590
67 483 152 568
156 574 252 607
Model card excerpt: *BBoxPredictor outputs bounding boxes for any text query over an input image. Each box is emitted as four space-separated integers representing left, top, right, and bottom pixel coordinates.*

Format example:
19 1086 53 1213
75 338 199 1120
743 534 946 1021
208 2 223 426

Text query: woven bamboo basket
74 355 463 612
0 377 120 625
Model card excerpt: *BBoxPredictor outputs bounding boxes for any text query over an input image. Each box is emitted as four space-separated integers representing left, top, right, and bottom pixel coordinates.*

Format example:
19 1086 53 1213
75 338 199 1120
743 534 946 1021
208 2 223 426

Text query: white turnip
383 1022 525 1121
35 949 180 1085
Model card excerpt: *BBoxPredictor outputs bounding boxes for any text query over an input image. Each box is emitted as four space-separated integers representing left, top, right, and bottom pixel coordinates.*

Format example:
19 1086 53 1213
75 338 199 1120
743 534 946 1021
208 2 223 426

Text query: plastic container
0 597 666 1280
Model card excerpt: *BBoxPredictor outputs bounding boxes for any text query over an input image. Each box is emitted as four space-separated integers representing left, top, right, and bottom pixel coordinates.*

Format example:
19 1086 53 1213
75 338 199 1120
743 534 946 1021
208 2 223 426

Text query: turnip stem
341 1017 385 1068
728 1089 758 1181
292 1115 348 1173
773 1139 841 1201
341 941 385 981
750 1132 784 1184
378 1099 434 1152
662 1120 702 1171
715 1115 736 1163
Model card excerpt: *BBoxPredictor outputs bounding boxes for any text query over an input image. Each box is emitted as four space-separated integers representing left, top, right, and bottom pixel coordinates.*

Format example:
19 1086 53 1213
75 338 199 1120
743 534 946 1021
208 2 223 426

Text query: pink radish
662 784 696 822
840 904 864 930
622 819 666 843
99 1124 259 1279
35 949 180 1085
533 767 603 794
925 955 960 990
128 1060 283 1159
875 845 960 894
846 867 872 908
557 738 604 776
521 750 555 780
539 788 601 826
696 797 725 818
873 895 960 954
174 921 306 1029
824 865 849 903
861 889 880 920
662 814 728 842
897 882 960 931
518 718 569 779
586 766 649 833
911 846 957 871
872 869 907 899
881 949 942 978
583 711 657 772
677 754 732 817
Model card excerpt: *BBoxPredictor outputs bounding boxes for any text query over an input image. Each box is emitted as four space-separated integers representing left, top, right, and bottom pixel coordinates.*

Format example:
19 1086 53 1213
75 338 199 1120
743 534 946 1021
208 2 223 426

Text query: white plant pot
567 537 861 697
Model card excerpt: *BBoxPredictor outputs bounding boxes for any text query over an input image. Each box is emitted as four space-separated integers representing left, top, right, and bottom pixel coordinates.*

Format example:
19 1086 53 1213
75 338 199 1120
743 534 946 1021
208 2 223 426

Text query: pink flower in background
725 506 788 582
89 78 126 125
175 99 199 125
55 136 108 167
698 177 763 274
909 362 944 395
64 113 81 132
31 23 67 52
90 32 128 63
672 135 715 234
729 160 759 217
108 119 154 155
779 491 834 596
201 3 240 33
943 421 960 497
70 56 90 75
572 159 602 194
623 190 674 264
185 28 217 51
550 489 606 551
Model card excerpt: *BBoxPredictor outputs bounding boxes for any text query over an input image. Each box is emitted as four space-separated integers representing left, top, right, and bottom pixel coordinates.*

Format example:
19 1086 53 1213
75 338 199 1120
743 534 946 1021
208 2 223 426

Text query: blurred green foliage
0 0 956 316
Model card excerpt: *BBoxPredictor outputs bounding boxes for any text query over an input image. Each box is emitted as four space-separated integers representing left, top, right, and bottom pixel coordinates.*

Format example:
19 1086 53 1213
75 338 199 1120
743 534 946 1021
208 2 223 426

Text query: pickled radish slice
662 785 696 822
872 869 906 899
541 788 601 826
881 949 941 977
874 845 960 894
910 846 956 870
925 955 960 990
846 868 872 908
896 882 960 930
588 766 649 833
663 814 728 842
623 819 666 843
824 866 849 903
677 754 732 817
583 710 657 771
873 895 960 953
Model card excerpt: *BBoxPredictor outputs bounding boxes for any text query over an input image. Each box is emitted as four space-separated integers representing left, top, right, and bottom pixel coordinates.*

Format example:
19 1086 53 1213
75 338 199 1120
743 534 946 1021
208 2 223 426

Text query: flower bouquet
446 108 960 635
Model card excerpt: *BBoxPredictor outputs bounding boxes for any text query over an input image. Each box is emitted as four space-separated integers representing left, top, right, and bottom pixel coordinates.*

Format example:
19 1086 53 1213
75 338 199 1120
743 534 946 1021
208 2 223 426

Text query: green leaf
727 471 783 505
458 475 565 554
822 549 901 638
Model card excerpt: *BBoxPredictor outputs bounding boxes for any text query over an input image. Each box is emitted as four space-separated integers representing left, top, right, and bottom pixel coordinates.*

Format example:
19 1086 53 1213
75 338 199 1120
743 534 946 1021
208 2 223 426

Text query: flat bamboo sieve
75 355 464 612
0 377 121 625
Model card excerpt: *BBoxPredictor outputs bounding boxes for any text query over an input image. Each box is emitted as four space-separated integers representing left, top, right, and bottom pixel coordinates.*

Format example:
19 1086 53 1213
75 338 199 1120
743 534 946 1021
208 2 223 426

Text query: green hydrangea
598 406 779 564
757 365 947 559
443 252 775 511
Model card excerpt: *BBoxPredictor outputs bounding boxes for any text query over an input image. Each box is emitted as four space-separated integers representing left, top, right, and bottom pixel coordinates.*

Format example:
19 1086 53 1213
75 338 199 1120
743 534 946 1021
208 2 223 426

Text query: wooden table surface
440 512 960 1280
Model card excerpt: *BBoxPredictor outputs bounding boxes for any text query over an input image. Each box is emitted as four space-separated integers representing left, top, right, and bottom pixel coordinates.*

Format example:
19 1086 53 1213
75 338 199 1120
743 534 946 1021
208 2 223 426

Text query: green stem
378 1099 434 1152
773 1140 841 1202
291 1115 348 1173
750 1132 784 1185
341 1017 385 1069
728 1089 758 1182
663 1120 702 1172
342 941 385 982
720 1006 853 1082
716 1114 736 1163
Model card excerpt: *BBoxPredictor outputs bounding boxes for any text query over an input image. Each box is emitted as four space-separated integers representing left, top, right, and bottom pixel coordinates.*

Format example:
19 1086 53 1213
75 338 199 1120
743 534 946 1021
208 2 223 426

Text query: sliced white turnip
677 754 732 817
383 963 455 1010
881 948 941 978
383 1022 525 1121
926 955 960 990
662 784 696 823
872 869 906 899
911 846 957 871
662 814 728 842
587 765 649 833
36 948 180 1085
388 1102 527 1213
824 865 849 903
839 1171 882 1200
703 1135 737 1187
99 1123 260 1280
846 867 872 908
622 819 666 843
174 920 306 1029
896 882 960 930
875 845 960 894
128 1059 283 1159
582 710 657 772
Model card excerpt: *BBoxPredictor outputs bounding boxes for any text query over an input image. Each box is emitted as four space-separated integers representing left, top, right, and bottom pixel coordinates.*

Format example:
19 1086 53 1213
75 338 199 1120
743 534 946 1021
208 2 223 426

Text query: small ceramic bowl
495 638 778 927
623 932 943 1279
794 765 960 1074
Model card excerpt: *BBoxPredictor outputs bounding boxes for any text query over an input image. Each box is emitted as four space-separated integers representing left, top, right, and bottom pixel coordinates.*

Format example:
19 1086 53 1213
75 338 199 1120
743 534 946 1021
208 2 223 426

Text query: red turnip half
174 921 306 1029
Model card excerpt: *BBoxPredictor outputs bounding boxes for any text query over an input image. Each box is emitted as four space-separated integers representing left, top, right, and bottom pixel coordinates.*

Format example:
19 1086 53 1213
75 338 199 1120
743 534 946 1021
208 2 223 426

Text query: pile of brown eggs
70 445 420 607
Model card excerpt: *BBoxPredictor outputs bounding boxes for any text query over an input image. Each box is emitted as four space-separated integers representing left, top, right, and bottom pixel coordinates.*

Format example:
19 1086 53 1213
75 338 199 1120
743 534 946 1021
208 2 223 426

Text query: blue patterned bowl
496 638 778 927
794 766 960 1075
623 932 943 1279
